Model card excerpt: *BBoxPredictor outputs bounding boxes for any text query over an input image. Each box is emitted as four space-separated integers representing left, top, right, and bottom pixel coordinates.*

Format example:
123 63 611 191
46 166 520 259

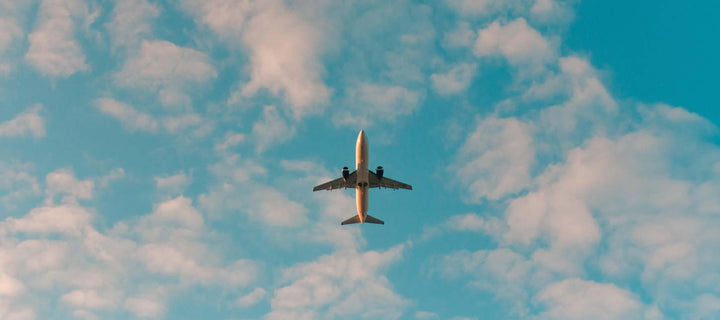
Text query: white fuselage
355 130 369 223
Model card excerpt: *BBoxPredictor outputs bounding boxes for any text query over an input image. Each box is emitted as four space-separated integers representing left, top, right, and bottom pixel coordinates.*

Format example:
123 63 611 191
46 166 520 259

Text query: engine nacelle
342 167 350 180
376 166 384 179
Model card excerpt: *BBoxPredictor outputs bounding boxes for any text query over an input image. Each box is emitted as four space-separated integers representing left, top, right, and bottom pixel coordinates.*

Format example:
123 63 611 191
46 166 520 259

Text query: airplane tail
340 214 384 225
365 215 384 224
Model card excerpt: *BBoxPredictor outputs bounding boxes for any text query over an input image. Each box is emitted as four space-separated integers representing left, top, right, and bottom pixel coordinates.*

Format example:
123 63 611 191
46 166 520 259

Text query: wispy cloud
0 105 45 139
25 0 93 77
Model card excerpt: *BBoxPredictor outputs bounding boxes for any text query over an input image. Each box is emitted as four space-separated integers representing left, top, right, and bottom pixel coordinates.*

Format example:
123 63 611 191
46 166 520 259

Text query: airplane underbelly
356 186 368 217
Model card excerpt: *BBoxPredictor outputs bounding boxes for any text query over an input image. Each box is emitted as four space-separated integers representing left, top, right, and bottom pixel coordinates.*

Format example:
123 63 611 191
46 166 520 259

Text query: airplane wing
312 171 357 191
368 170 412 190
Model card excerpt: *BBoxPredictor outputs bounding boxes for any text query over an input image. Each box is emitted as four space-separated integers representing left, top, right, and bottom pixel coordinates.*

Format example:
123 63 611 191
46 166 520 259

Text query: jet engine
376 166 384 179
342 167 350 180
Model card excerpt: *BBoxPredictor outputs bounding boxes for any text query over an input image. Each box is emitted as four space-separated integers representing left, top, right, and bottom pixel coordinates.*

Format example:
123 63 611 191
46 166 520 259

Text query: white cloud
25 0 92 77
530 0 575 24
115 40 216 107
443 22 475 48
0 18 23 74
161 113 211 137
431 62 477 95
420 213 504 242
45 169 94 204
267 246 409 319
0 272 25 296
415 311 439 319
96 168 125 189
237 1 331 118
93 98 158 133
0 161 41 208
252 105 296 153
247 187 308 227
215 131 245 153
447 0 522 16
105 0 160 52
440 102 720 318
154 172 190 195
533 278 646 320
453 116 534 202
72 310 99 320
437 248 535 312
181 0 331 118
124 294 165 318
0 105 45 139
446 0 575 25
0 180 260 319
236 287 266 308
145 196 203 230
334 83 423 128
474 18 554 72
60 289 120 310
178 0 253 38
1 205 92 236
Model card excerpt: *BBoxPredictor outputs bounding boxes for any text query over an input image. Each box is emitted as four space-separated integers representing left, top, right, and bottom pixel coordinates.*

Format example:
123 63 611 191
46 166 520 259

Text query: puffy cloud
162 113 208 134
334 83 423 128
252 105 296 153
267 246 409 319
453 116 534 202
447 0 523 16
93 98 158 133
96 168 125 189
443 22 475 48
474 18 554 72
181 0 331 118
0 185 260 319
115 40 216 107
446 0 575 24
25 0 92 77
0 105 45 139
420 213 504 242
0 272 25 296
437 248 535 313
431 62 477 95
239 1 331 117
0 18 23 74
154 172 190 195
535 57 618 138
60 289 120 310
105 0 160 52
124 294 165 318
415 311 439 319
144 196 203 230
178 0 252 37
246 187 308 227
439 104 720 318
214 131 245 153
1 205 92 236
236 287 267 308
533 278 647 320
0 161 41 208
45 169 94 204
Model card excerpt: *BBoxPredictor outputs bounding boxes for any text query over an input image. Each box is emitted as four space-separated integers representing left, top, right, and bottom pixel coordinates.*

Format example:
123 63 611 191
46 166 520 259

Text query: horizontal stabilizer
364 214 384 225
341 215 362 225
340 215 385 225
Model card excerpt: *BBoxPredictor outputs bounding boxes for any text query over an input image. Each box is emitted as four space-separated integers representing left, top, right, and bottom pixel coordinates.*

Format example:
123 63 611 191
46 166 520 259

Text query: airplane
313 130 412 225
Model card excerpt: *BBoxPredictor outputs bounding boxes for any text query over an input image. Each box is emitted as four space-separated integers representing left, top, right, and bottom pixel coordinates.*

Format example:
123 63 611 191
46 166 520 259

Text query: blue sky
1 0 719 319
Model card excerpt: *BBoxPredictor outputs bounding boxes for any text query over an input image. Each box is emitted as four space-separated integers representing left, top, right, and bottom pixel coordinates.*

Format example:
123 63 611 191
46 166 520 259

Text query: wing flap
368 170 412 190
313 171 357 191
